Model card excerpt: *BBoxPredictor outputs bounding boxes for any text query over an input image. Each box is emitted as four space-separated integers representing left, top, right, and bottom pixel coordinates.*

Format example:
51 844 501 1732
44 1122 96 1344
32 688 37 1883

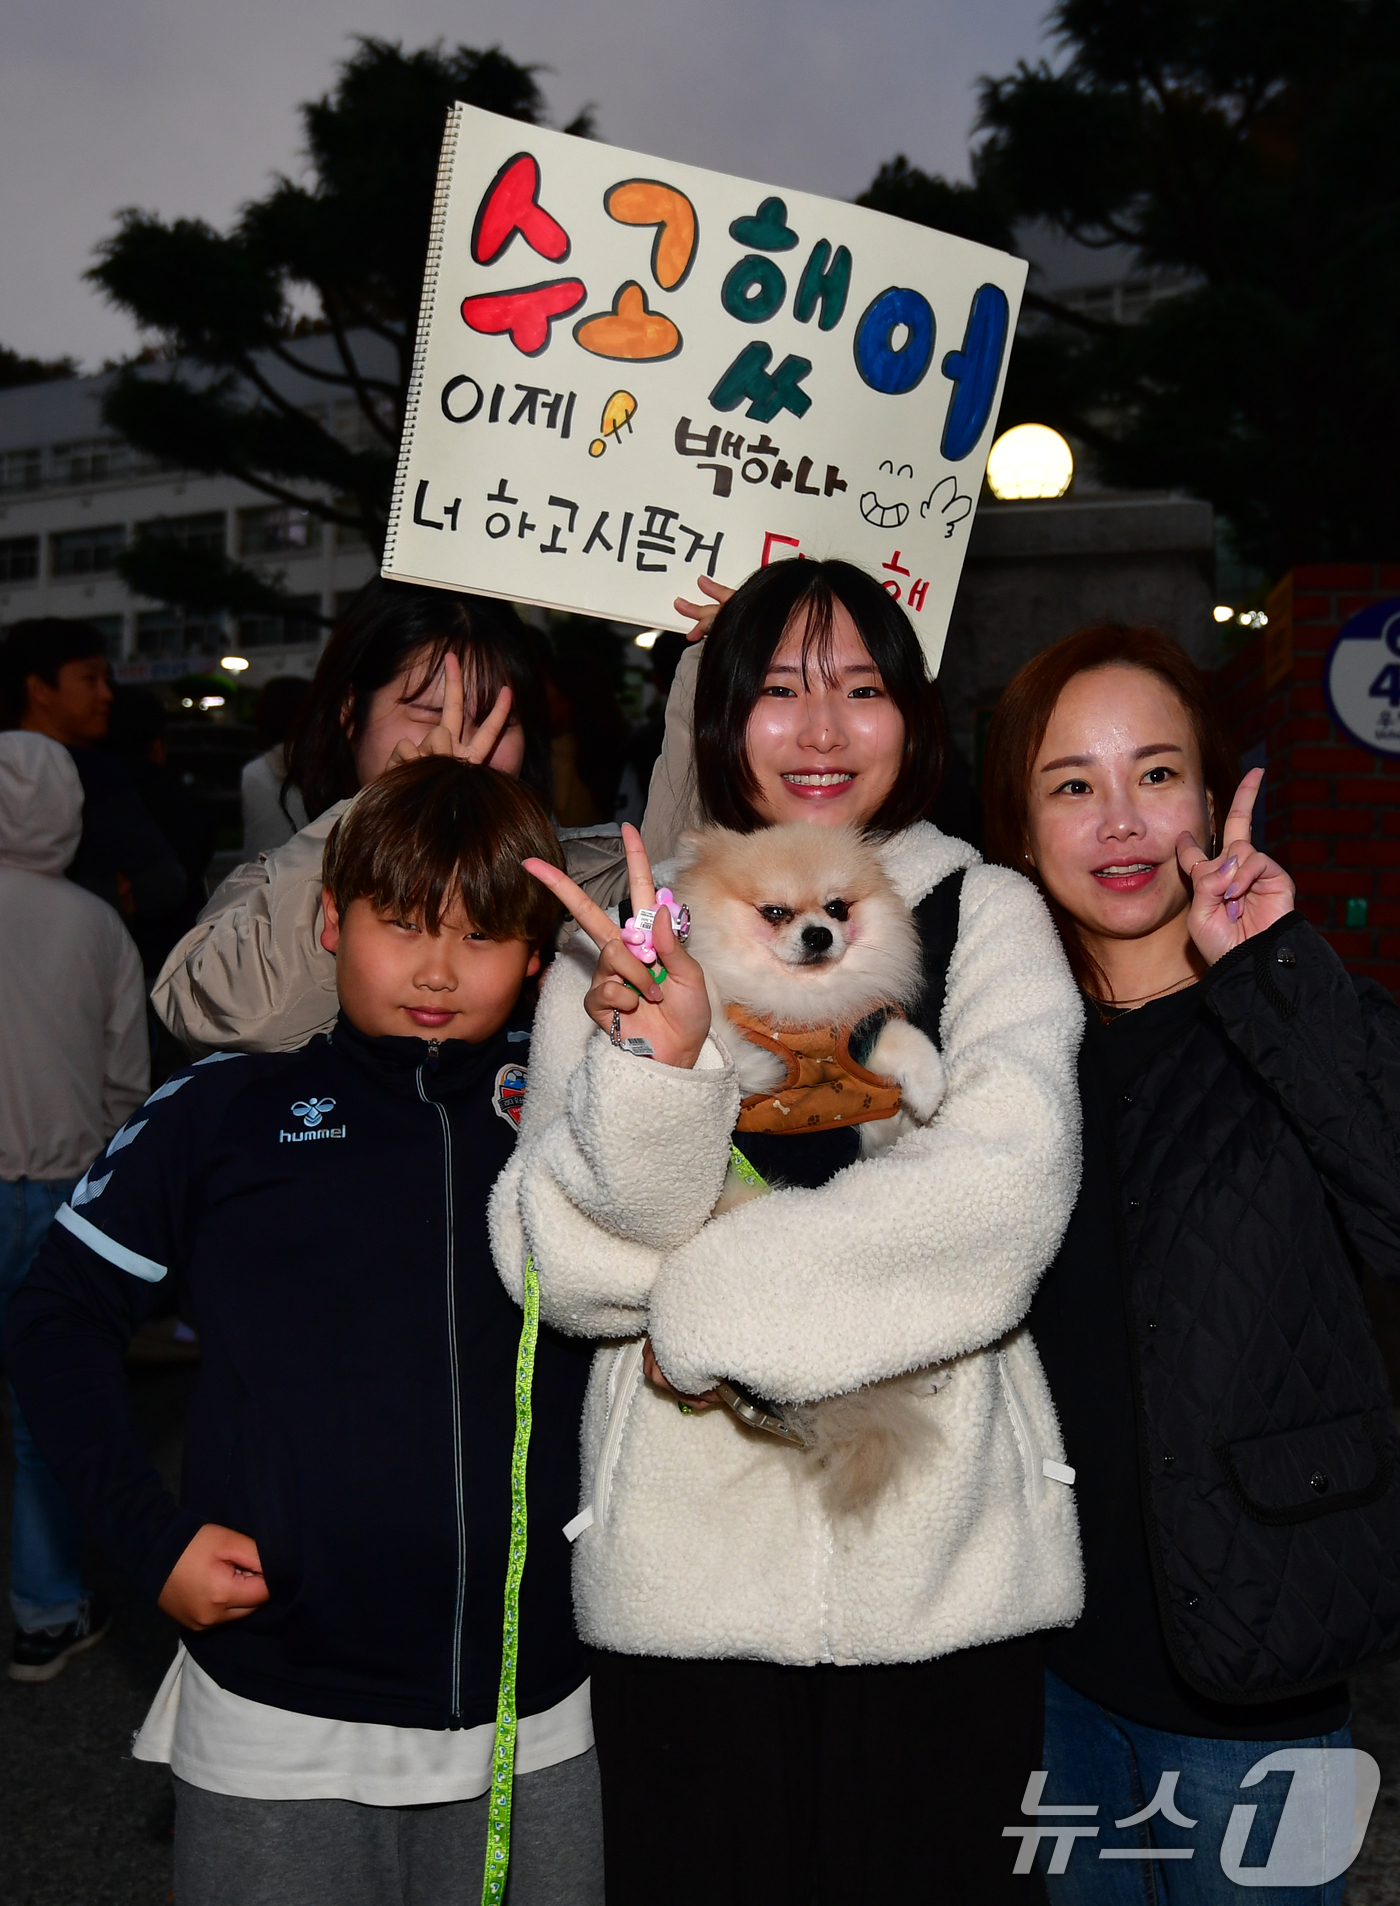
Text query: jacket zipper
998 1346 1045 1507
593 1340 644 1527
1103 1059 1207 1694
417 1047 468 1727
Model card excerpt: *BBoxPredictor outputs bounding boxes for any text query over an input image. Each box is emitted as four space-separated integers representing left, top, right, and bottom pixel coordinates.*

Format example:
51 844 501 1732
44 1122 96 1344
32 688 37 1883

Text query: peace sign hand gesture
1176 767 1297 965
523 824 712 1070
671 574 733 642
384 650 515 773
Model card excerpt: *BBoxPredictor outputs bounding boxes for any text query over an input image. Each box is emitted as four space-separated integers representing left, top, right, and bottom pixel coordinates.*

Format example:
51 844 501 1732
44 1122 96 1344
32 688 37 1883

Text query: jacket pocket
998 1348 1044 1508
593 1340 645 1528
1213 1411 1396 1525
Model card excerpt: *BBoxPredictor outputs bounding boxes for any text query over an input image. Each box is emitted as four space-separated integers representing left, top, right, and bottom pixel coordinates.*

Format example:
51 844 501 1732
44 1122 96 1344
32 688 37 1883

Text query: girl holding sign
983 626 1400 1895
495 557 1084 1901
153 579 632 1054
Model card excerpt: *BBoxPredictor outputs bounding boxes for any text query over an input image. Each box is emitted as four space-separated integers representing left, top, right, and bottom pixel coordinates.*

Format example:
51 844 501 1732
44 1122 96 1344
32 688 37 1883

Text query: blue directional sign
1324 597 1400 759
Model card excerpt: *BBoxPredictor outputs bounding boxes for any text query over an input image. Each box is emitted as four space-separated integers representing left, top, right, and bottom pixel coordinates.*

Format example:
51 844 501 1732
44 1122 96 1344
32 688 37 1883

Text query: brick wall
1215 563 1400 998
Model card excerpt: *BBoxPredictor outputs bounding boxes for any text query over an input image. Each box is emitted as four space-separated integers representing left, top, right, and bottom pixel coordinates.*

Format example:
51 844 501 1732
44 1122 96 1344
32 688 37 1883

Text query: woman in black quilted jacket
983 622 1400 1903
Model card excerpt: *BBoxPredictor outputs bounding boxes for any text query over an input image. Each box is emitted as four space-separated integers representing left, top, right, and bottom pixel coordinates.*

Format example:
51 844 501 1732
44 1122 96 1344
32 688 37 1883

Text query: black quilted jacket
1094 911 1400 1702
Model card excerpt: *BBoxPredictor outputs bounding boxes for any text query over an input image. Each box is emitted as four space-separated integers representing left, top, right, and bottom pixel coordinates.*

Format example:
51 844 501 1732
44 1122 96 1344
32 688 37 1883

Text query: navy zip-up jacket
7 1012 593 1731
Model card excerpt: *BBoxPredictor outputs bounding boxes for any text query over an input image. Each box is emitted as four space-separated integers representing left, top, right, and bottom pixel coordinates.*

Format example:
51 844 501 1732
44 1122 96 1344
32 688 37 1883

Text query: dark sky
4 0 1051 368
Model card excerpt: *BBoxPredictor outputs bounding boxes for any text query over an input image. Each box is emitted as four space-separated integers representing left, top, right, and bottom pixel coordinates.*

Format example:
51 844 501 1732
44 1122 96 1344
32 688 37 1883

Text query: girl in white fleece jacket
493 559 1084 1904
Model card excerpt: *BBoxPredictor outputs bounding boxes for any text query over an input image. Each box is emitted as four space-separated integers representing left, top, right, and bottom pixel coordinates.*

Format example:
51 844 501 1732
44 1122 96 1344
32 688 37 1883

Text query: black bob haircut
693 558 945 836
0 617 108 723
285 578 552 823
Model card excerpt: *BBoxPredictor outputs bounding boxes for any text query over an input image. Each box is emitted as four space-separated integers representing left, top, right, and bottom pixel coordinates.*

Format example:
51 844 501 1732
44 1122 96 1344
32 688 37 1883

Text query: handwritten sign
383 105 1027 672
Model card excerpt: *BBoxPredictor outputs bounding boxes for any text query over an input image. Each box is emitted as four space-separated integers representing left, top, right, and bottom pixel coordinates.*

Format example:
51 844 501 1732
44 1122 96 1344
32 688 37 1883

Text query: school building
0 334 384 688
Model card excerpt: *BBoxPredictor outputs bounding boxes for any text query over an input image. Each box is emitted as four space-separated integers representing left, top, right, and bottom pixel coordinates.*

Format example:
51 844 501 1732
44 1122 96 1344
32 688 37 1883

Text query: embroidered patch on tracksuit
493 1063 528 1129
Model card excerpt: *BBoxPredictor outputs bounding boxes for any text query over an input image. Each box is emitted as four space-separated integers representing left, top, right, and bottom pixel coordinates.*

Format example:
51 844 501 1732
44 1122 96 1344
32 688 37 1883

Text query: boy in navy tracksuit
8 758 602 1906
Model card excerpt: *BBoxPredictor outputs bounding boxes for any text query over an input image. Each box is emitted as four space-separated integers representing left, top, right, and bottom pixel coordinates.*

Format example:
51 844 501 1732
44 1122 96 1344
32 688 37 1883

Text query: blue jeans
0 1178 85 1631
1034 1670 1363 1902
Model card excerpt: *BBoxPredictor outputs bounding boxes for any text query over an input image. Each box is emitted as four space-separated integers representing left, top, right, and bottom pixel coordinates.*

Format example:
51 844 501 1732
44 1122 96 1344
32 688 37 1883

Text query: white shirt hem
132 1644 593 1805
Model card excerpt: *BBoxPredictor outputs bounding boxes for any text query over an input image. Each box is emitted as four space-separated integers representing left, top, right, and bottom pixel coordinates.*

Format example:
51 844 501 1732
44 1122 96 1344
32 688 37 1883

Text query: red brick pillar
1215 564 1400 998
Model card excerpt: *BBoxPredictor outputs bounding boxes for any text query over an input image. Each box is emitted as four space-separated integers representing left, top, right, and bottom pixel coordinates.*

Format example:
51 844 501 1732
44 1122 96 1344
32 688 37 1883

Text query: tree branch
221 461 364 529
1021 288 1123 337
266 339 398 398
311 293 401 447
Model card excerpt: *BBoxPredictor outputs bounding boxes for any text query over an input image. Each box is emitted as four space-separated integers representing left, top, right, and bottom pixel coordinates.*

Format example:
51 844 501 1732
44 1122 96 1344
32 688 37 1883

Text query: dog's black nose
801 925 834 954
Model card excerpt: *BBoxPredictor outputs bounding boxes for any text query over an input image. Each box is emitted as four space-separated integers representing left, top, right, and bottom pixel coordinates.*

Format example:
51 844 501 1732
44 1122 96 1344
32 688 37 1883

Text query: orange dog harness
726 1005 903 1135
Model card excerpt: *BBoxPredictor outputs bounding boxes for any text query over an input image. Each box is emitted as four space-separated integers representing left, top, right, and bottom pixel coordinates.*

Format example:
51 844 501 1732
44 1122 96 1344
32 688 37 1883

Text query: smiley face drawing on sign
860 459 916 529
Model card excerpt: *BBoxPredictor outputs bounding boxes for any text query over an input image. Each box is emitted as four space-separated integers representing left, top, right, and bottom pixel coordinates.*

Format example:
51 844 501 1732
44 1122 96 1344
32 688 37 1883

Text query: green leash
727 1143 767 1192
482 1255 540 1906
486 1152 762 1888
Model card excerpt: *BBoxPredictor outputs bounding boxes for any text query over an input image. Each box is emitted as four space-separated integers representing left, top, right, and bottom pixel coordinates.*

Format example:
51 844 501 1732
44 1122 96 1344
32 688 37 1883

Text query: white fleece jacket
490 822 1086 1667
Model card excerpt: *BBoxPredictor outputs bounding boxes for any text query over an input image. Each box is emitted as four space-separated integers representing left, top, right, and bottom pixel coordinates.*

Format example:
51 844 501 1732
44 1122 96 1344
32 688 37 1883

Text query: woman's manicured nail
1221 856 1238 875
1224 881 1240 899
1227 899 1241 922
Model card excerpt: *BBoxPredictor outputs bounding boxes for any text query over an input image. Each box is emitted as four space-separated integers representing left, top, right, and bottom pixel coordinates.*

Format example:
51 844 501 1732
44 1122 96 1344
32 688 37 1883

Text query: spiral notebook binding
384 100 465 572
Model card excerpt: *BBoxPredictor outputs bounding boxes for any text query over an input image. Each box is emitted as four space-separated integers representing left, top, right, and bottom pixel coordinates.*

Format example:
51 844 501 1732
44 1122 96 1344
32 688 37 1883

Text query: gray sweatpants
172 1749 604 1906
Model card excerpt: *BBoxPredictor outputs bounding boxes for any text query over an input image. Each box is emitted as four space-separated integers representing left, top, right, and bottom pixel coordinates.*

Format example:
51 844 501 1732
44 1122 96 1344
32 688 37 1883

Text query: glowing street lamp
986 424 1074 501
220 654 251 673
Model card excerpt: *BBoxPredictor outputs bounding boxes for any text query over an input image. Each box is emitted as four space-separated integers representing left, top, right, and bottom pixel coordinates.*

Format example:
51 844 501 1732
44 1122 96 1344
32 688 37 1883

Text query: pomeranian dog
673 822 952 1516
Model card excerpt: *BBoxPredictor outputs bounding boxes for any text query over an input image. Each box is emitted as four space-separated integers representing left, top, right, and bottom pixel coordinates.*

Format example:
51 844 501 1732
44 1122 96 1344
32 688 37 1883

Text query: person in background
240 676 311 855
543 623 630 828
0 731 149 1683
152 579 633 1057
105 685 219 976
982 624 1400 1898
614 631 687 829
0 618 185 924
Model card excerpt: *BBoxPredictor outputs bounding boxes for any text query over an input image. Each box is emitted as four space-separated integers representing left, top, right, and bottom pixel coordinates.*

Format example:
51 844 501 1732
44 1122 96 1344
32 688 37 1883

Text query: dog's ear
673 828 708 872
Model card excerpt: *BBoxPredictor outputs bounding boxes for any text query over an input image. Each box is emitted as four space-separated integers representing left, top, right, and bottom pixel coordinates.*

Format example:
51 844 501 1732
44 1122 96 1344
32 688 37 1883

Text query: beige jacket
152 800 637 1057
0 733 149 1179
639 639 701 864
154 644 705 1058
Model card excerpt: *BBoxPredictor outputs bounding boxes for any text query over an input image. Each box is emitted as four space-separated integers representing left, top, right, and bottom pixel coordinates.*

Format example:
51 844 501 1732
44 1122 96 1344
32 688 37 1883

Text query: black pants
591 1636 1047 1905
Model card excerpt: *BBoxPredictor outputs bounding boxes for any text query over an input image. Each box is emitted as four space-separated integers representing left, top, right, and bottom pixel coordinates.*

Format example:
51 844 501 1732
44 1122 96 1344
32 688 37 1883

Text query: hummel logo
280 1096 347 1144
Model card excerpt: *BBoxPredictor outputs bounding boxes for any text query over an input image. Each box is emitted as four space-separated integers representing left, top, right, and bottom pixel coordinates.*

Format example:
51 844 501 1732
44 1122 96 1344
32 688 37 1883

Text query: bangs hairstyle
285 578 552 822
982 622 1240 994
692 558 945 836
322 757 565 947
